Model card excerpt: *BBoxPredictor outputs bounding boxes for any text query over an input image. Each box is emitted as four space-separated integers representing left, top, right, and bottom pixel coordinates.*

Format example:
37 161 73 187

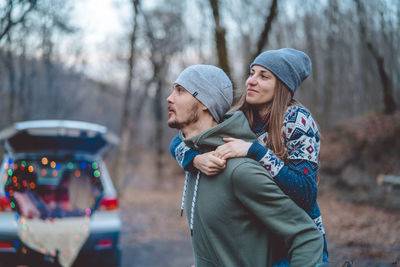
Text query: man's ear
199 102 208 112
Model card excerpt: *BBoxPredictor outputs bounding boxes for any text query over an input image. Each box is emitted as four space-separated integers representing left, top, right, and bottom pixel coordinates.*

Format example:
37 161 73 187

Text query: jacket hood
180 111 256 152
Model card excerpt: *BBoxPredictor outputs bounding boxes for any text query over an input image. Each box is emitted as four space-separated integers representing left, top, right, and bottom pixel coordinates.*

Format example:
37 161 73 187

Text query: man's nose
166 93 173 104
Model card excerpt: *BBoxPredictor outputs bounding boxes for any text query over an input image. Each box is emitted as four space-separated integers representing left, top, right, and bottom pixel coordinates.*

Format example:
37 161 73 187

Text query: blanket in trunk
18 216 90 267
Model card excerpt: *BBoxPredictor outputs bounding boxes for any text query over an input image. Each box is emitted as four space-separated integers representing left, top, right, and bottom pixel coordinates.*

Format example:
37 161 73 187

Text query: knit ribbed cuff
247 141 268 161
183 150 201 171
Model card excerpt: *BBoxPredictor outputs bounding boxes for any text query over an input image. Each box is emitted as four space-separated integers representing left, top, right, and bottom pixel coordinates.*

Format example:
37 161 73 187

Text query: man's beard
168 103 199 129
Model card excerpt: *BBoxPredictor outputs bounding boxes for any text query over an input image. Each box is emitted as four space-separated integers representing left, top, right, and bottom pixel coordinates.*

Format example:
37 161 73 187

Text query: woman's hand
193 151 226 176
215 138 252 160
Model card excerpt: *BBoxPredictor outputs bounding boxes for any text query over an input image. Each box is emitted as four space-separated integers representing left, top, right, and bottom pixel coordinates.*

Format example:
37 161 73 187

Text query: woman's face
245 65 277 107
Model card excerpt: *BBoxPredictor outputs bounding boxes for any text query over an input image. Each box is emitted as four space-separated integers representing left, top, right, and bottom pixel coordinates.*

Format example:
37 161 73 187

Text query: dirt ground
118 155 400 267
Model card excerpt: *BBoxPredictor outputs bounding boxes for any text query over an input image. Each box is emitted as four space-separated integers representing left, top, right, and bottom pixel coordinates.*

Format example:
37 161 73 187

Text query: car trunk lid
0 120 119 156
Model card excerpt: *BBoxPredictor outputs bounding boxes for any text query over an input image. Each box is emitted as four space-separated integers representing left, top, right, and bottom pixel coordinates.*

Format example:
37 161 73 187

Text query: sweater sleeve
246 106 320 212
169 134 201 171
231 161 323 266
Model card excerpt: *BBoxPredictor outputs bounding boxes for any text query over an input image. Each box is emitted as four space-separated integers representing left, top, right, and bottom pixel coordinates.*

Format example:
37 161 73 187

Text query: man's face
166 84 201 129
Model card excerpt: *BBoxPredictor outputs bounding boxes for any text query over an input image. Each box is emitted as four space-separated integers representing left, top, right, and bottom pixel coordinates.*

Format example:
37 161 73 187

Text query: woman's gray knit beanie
174 64 233 123
250 48 312 94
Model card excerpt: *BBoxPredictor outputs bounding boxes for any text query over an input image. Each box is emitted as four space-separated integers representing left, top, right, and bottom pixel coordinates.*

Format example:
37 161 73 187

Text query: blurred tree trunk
322 0 339 126
141 4 185 183
148 61 168 183
114 0 140 194
367 43 397 114
25 61 36 120
18 37 27 121
355 0 397 114
154 76 165 182
208 0 231 76
304 9 320 118
250 0 278 62
208 0 278 100
5 34 16 124
42 28 55 117
143 14 167 183
128 79 152 153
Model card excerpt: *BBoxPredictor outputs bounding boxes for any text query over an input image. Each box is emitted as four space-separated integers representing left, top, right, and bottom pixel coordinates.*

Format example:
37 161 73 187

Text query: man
167 64 323 267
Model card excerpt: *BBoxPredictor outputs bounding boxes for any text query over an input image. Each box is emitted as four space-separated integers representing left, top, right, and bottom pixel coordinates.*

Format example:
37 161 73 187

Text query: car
0 120 121 267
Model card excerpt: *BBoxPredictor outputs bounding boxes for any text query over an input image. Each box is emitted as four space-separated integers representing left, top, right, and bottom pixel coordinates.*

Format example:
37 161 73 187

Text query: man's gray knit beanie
250 48 312 94
174 64 233 123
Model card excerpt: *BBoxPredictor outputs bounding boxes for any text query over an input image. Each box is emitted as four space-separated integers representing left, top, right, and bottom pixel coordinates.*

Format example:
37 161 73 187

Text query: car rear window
3 157 103 219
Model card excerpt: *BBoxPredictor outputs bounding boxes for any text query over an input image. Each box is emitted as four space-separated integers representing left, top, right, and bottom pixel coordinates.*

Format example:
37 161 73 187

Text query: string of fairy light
3 156 100 257
4 157 101 199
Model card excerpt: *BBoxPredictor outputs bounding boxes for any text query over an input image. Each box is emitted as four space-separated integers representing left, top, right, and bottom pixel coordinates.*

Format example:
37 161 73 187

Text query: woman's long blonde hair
231 79 300 162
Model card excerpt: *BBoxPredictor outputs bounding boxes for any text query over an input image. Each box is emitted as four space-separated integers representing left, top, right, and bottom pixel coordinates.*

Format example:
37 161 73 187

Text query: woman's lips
247 88 258 94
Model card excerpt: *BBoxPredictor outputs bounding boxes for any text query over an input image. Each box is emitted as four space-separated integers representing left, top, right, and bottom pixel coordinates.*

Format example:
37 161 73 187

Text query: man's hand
215 138 252 160
193 151 226 176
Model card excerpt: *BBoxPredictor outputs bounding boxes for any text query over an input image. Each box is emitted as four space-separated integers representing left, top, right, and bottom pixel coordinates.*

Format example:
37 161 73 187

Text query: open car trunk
3 157 107 266
5 157 104 219
0 120 118 218
0 120 119 267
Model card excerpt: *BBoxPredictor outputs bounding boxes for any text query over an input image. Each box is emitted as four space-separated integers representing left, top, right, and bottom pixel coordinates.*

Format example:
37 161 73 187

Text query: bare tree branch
113 0 141 193
0 0 37 42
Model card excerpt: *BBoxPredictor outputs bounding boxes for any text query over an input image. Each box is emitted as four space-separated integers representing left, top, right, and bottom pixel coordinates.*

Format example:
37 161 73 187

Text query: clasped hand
193 138 252 176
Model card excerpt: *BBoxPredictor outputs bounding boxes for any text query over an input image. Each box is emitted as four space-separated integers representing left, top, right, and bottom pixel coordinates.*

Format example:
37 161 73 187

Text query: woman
170 48 328 263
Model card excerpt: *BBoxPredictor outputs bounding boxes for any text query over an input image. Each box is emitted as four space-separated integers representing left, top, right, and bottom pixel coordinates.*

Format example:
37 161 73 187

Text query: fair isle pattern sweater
248 105 325 235
248 105 319 212
169 105 325 235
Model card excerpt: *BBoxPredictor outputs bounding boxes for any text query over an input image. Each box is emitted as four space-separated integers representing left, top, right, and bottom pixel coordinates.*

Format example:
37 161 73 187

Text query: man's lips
168 107 175 115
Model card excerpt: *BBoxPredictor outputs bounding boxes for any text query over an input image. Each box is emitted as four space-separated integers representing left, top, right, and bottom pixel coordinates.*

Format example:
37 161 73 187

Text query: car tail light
0 241 13 250
99 197 118 211
0 196 11 212
96 238 113 249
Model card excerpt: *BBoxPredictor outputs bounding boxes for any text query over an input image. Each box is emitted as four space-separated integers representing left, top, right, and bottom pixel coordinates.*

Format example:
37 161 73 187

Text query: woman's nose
246 77 257 85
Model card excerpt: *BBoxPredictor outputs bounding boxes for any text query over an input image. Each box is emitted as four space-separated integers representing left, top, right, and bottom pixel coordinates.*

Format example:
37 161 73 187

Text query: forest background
1 0 399 265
